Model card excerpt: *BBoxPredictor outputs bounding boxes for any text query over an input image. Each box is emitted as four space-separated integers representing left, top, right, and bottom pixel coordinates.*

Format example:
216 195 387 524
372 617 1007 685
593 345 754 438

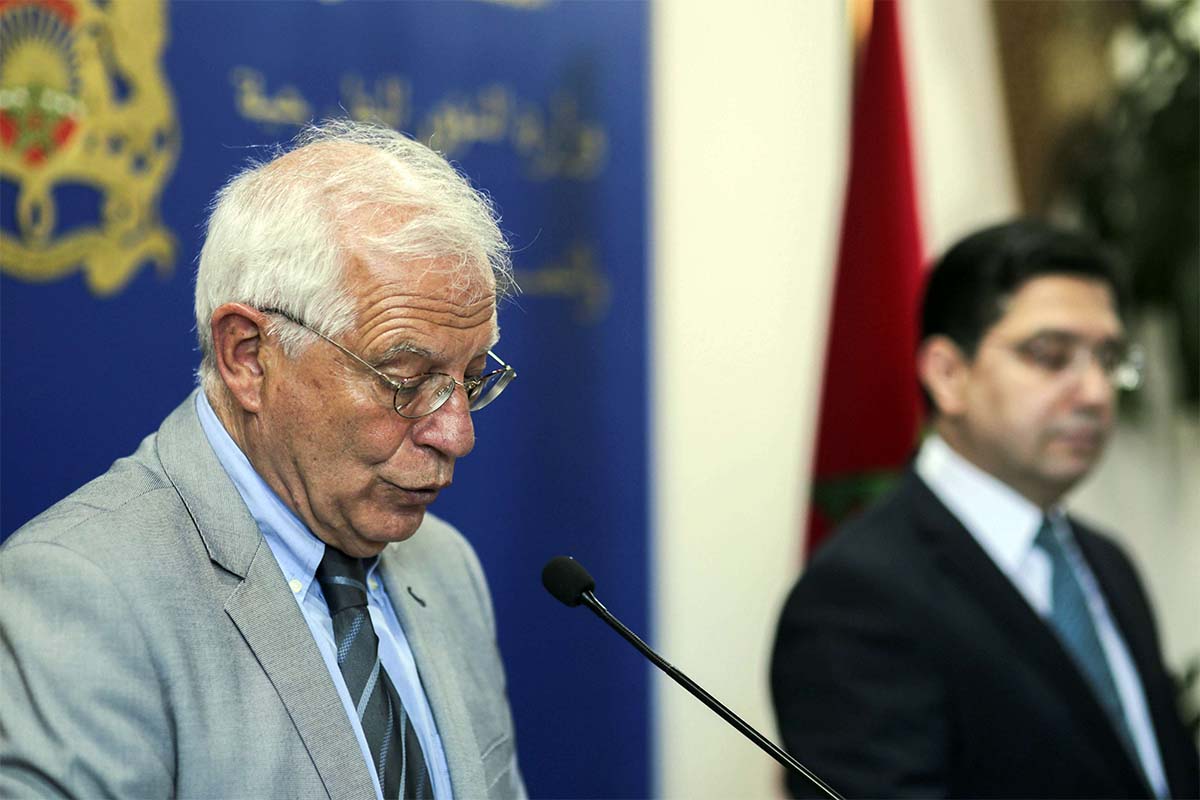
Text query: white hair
194 118 513 396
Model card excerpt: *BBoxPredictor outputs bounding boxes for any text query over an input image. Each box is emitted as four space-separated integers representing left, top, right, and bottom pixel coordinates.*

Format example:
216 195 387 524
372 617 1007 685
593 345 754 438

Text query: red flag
806 0 925 556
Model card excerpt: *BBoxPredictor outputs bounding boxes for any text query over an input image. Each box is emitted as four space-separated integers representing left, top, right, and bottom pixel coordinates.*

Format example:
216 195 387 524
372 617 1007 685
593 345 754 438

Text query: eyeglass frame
257 307 517 419
996 331 1145 392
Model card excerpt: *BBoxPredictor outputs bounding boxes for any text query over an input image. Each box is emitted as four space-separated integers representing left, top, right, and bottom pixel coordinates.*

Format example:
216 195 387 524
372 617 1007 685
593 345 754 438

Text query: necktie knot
1034 517 1062 559
316 546 369 614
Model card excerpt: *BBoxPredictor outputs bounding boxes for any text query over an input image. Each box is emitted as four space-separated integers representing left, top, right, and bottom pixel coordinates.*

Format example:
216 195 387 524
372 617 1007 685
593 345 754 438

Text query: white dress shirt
916 434 1167 797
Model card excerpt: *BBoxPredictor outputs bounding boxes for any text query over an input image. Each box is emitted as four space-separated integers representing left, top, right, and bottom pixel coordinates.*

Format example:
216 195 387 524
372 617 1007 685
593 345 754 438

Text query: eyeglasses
259 307 517 419
1005 332 1144 391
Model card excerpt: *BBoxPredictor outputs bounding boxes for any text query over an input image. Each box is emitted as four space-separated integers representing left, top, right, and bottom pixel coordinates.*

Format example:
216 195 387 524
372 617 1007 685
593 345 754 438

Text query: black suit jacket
770 469 1199 799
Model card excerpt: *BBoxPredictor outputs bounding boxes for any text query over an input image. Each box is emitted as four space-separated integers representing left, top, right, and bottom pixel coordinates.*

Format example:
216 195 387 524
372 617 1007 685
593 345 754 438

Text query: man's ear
210 303 272 414
917 335 970 417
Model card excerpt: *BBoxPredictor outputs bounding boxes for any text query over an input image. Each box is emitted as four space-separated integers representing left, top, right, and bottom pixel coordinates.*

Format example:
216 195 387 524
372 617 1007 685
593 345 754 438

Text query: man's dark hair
920 219 1128 356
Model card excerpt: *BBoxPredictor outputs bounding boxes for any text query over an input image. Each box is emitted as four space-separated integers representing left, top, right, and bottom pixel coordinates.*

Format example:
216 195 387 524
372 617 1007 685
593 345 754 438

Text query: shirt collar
194 391 325 598
915 433 1054 574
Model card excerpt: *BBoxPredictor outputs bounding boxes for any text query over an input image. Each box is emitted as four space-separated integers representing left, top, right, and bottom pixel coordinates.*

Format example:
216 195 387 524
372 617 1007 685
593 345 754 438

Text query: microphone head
542 556 595 607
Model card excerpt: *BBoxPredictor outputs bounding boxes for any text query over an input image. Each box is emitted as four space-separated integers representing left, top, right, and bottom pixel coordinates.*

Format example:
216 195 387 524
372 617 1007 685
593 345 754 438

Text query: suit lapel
378 552 488 800
156 392 375 799
906 472 1150 794
225 543 375 799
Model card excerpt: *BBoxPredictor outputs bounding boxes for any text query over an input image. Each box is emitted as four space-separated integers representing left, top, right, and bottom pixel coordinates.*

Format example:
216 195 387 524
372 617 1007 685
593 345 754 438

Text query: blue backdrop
0 1 649 796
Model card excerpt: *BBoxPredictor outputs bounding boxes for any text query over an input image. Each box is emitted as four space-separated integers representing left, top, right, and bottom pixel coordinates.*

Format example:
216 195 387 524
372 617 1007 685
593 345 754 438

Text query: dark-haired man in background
770 220 1198 798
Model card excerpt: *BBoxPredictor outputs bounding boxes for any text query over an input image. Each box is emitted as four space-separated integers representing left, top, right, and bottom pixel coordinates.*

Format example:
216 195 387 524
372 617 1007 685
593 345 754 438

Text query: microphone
541 556 843 800
541 554 594 606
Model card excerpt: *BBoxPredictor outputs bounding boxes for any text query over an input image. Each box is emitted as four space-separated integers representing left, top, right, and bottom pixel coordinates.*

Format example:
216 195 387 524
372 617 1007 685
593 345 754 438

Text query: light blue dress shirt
916 434 1167 797
196 391 453 800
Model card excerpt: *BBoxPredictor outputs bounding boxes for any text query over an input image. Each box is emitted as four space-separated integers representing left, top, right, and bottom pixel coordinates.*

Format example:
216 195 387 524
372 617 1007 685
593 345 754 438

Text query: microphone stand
579 590 844 800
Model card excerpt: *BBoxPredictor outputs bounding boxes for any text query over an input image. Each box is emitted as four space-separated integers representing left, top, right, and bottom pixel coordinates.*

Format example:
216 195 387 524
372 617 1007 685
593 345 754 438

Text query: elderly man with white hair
0 120 526 800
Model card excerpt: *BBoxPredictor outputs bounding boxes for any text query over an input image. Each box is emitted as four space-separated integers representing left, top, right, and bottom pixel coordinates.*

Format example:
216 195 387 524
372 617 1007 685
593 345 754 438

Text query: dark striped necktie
316 546 432 800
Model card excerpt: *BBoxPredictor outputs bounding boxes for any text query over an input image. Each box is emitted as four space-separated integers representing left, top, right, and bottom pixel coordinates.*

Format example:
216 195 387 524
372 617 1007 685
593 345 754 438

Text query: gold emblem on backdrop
0 0 179 295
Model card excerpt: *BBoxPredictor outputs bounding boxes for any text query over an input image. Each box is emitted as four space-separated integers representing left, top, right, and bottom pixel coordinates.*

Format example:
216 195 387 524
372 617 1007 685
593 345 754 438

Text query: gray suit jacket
0 393 526 799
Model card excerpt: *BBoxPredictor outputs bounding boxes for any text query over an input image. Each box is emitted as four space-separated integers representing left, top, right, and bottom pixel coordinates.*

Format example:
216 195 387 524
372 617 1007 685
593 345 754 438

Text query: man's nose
1075 354 1115 408
412 384 476 458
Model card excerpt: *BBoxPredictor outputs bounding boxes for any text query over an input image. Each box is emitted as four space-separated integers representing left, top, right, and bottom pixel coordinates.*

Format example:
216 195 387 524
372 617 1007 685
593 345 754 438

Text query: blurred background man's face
948 275 1123 506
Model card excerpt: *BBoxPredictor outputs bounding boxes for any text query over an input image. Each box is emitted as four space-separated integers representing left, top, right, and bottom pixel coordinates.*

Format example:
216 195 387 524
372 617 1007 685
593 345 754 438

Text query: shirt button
288 579 302 594
368 579 379 591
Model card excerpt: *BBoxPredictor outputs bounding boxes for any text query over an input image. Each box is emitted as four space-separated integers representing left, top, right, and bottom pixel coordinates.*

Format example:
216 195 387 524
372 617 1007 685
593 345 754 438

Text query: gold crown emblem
0 0 179 294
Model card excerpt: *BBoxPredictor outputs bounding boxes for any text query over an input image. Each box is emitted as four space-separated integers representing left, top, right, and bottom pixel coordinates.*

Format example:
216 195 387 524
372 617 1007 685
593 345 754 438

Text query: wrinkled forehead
348 246 499 330
392 257 498 316
345 212 496 303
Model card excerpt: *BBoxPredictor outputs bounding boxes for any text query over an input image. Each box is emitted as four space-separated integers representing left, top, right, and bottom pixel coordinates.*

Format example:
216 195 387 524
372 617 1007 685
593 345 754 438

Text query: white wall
901 0 1020 250
651 2 848 797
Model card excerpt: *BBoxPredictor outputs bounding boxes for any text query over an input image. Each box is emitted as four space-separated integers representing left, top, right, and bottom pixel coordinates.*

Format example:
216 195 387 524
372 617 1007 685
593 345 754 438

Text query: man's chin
344 506 428 554
1041 458 1099 498
375 506 428 542
1069 448 1108 473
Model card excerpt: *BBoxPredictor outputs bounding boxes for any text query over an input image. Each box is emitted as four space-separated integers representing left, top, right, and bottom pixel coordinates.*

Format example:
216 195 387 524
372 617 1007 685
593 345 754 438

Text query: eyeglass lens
392 368 514 419
1013 333 1142 390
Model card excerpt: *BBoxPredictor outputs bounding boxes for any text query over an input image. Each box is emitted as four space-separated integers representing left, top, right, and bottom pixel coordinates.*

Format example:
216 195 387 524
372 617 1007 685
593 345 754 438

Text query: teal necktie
1034 519 1142 772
